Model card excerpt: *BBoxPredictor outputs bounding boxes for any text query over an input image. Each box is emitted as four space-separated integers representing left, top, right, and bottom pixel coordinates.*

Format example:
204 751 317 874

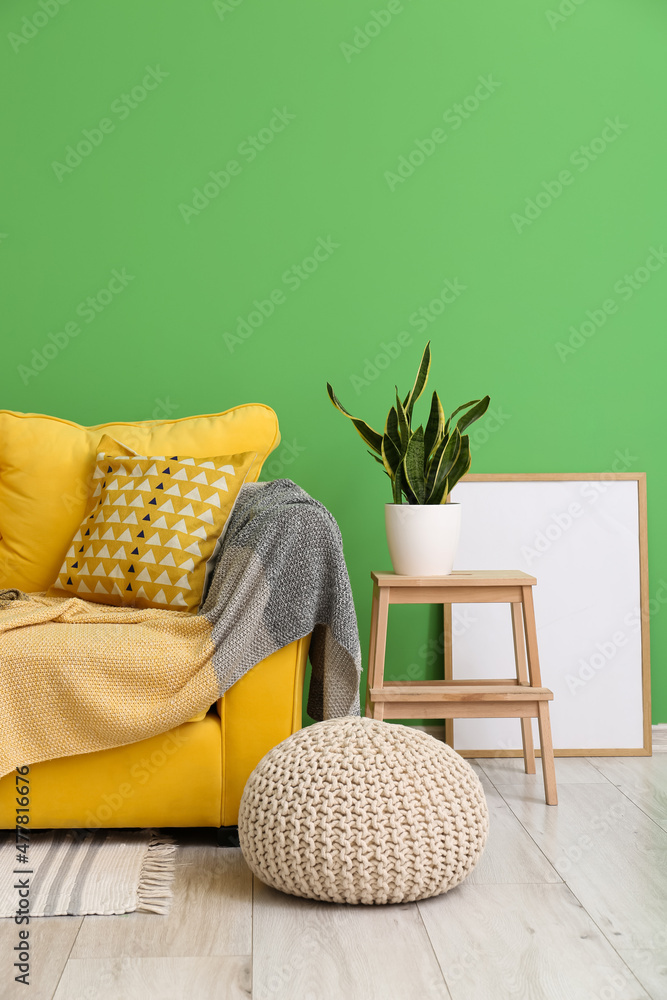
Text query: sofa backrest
0 405 280 592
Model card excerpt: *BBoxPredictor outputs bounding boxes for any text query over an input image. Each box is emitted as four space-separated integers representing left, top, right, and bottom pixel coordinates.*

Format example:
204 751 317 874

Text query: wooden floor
3 754 667 1000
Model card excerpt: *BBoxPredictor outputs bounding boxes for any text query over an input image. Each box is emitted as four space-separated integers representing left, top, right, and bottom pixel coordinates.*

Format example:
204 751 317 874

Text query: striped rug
0 829 176 916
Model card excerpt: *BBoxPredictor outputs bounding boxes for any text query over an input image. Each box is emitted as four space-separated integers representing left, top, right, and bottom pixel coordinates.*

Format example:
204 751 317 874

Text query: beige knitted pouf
238 716 489 905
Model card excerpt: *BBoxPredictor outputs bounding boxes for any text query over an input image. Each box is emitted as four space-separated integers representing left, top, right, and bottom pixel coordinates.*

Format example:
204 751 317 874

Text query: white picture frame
447 474 651 756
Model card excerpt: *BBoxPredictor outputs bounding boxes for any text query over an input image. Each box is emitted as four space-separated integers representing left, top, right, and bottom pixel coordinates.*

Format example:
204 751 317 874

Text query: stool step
370 684 553 703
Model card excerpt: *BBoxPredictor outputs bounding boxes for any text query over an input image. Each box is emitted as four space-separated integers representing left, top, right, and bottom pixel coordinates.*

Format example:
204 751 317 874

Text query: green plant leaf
395 388 410 446
381 433 402 477
385 406 402 454
425 433 447 496
456 395 491 435
404 342 431 420
426 426 461 502
403 427 426 503
429 474 449 505
445 397 479 436
399 459 419 504
424 390 445 461
368 450 387 469
391 464 404 504
326 382 383 454
446 434 472 495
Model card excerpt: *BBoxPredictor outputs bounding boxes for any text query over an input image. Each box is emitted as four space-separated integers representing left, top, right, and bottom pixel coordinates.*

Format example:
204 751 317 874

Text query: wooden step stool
365 570 557 805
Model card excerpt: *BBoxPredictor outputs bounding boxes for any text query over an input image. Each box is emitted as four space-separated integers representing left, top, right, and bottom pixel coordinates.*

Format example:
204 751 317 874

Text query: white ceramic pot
385 503 461 576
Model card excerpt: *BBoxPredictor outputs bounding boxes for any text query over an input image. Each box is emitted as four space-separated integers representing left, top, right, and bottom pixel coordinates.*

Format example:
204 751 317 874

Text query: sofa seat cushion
0 714 223 829
0 405 280 592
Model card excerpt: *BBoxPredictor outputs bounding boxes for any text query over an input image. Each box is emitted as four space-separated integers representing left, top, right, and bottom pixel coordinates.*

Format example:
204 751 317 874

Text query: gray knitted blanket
200 479 362 720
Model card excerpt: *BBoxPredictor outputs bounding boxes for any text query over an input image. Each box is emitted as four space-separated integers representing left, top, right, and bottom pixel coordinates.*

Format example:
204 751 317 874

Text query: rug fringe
136 832 178 915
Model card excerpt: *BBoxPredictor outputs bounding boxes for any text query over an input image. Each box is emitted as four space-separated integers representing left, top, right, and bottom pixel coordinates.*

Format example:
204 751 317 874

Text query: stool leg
365 584 380 718
521 586 543 687
537 702 558 805
511 602 536 774
522 585 557 805
443 603 454 747
367 586 389 721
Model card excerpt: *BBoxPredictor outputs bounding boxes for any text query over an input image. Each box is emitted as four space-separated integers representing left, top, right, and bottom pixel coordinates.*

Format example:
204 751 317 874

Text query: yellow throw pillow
49 440 255 611
0 405 279 592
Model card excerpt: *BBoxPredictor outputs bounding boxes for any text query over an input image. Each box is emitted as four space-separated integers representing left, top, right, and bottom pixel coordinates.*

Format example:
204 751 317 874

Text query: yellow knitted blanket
0 593 219 778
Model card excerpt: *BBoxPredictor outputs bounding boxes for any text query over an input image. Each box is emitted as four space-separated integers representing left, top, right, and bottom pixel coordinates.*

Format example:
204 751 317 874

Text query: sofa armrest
216 635 311 825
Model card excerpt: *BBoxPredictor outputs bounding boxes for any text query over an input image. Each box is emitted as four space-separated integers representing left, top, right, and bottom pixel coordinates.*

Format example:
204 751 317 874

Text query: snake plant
327 342 490 504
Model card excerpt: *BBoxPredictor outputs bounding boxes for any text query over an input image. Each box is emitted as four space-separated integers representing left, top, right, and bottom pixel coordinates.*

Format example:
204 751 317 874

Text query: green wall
1 0 665 722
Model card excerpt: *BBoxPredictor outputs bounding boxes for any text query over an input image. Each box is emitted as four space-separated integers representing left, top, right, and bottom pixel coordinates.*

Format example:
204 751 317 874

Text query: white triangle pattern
58 450 246 610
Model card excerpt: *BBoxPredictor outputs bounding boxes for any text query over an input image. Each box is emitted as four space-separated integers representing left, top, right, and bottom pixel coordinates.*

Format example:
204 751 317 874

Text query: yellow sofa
0 405 309 832
0 635 310 830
